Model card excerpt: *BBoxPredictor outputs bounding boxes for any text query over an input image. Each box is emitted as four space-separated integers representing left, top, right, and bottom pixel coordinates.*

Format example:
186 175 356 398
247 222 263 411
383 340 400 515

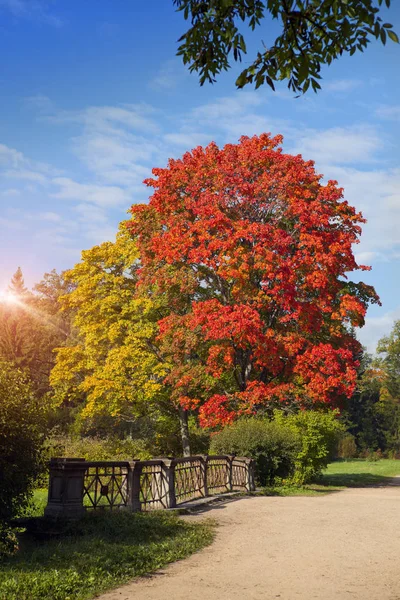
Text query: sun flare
0 291 19 305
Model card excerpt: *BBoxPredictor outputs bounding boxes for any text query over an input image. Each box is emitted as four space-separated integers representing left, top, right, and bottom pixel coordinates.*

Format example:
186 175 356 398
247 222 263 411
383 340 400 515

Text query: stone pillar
245 458 256 492
162 459 176 509
44 458 87 519
226 455 234 492
128 461 143 512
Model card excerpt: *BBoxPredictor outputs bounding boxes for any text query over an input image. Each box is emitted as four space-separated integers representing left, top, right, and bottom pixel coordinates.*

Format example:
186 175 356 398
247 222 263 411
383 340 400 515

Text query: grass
24 489 48 517
0 511 215 600
321 458 400 487
263 459 400 497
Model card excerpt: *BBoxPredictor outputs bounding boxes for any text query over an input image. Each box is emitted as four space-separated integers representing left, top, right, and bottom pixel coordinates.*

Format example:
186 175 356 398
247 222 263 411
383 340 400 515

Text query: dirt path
99 482 400 600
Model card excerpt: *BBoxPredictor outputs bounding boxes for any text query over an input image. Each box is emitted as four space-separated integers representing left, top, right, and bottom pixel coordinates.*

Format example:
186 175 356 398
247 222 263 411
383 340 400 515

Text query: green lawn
321 458 400 487
0 511 214 600
24 489 48 517
263 459 400 496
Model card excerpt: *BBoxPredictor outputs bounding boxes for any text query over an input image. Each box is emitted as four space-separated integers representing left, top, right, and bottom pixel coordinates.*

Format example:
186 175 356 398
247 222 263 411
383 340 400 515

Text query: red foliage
128 134 380 427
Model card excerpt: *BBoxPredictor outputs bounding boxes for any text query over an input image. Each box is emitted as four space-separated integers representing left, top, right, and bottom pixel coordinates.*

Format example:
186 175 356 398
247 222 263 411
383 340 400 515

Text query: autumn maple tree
129 133 380 431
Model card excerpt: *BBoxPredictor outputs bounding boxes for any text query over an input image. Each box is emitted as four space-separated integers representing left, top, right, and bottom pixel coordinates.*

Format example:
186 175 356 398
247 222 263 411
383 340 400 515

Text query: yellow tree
50 223 174 441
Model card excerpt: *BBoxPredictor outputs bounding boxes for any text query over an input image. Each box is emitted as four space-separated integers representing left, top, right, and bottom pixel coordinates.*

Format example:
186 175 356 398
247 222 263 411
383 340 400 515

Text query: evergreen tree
8 267 28 296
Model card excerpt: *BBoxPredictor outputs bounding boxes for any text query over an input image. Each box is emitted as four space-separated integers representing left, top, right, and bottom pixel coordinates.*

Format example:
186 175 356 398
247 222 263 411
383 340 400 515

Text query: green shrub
278 410 344 484
0 525 18 559
337 434 358 459
0 361 45 524
366 449 382 462
209 418 300 485
46 435 152 462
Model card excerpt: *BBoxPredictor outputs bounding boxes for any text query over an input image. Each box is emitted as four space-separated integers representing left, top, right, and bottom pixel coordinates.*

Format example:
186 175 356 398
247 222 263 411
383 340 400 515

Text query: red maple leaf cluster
128 134 379 427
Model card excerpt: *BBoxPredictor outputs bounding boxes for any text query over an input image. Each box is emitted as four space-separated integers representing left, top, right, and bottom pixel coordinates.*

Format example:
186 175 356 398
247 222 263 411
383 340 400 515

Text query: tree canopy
50 224 170 422
129 133 380 428
174 0 398 94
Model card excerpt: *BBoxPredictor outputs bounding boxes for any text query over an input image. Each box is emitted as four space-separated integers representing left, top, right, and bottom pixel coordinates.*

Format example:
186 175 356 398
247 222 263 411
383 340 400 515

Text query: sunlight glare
0 291 19 305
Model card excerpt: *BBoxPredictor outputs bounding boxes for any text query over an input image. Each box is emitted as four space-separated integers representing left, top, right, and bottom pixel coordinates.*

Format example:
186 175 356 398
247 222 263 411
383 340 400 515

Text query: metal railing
44 455 255 519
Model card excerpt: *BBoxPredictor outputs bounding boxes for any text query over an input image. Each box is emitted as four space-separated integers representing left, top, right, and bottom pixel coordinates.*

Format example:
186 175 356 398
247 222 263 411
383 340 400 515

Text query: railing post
200 455 209 497
162 459 176 508
244 458 256 492
44 458 87 519
128 461 143 512
226 455 234 492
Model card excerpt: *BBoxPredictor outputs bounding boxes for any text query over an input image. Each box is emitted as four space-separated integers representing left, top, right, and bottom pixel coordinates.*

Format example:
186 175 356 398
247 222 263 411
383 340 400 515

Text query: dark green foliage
0 511 214 600
337 434 358 459
175 0 398 94
210 418 300 485
344 339 400 454
0 362 45 524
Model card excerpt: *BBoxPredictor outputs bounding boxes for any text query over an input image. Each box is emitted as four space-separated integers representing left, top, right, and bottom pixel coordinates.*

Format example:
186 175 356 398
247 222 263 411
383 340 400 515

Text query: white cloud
290 125 382 165
319 165 400 257
39 211 62 222
149 60 186 91
192 92 263 120
358 306 400 354
25 94 55 114
74 203 109 223
0 215 26 230
84 223 117 243
4 168 49 184
173 91 289 142
1 188 21 197
40 102 162 187
163 132 213 147
324 79 362 93
0 0 64 26
0 143 23 166
51 177 131 208
376 105 400 121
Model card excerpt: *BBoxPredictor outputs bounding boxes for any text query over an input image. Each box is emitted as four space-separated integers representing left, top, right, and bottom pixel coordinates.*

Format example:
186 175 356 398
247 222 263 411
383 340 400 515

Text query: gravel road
99 481 400 600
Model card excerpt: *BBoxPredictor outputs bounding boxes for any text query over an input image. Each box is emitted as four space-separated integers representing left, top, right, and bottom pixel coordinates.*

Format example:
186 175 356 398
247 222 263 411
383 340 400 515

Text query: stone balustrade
44 455 256 519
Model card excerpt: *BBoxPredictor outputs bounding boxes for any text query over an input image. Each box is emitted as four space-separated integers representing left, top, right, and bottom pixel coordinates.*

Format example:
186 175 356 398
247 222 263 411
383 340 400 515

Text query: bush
279 410 344 484
337 434 358 459
209 418 300 485
46 435 152 462
0 361 45 524
366 449 382 462
0 524 18 559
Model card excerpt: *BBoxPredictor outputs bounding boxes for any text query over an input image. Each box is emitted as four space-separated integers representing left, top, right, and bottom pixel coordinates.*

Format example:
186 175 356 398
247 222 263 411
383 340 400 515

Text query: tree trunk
178 406 191 457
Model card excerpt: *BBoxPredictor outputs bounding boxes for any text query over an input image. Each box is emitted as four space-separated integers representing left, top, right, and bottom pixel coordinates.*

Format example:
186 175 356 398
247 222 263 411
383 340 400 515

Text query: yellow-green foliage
276 410 344 484
50 222 170 421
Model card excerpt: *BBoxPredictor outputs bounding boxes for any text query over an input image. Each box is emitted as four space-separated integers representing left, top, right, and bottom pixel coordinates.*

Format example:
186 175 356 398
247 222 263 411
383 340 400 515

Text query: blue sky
0 0 399 353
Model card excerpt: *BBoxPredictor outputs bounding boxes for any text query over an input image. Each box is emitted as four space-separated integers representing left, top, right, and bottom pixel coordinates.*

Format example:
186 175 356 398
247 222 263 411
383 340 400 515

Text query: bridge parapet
44 454 255 519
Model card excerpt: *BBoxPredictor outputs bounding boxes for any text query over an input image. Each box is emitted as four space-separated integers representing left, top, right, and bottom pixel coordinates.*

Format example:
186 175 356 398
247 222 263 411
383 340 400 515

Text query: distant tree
8 266 28 296
344 325 400 453
0 268 36 375
174 0 398 94
376 319 400 400
0 269 72 395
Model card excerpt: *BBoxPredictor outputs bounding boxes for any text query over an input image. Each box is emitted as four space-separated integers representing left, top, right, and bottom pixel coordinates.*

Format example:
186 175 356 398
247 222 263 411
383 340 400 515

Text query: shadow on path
319 473 400 488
